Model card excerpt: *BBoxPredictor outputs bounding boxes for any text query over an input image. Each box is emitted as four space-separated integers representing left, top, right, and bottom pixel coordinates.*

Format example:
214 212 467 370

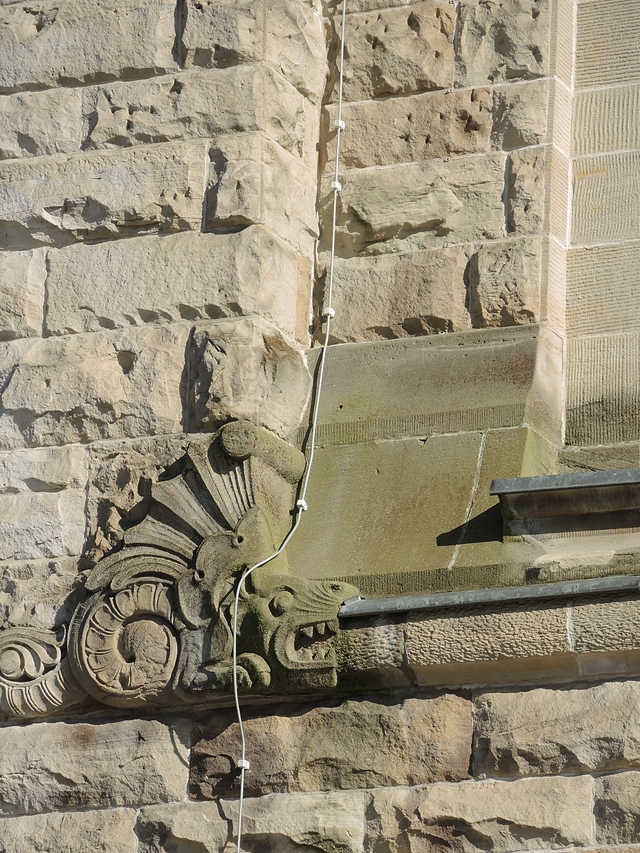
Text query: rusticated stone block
137 802 229 852
190 693 471 798
0 808 137 853
188 316 311 441
0 249 45 340
507 147 549 235
44 227 303 339
182 0 327 103
0 718 189 815
456 0 550 86
317 245 472 342
204 134 317 252
571 596 640 655
0 88 82 161
369 775 592 852
0 0 177 94
0 557 80 629
595 772 640 844
468 239 542 328
327 154 505 256
336 3 455 102
475 680 640 777
406 603 569 672
0 324 190 449
0 142 206 250
83 65 307 161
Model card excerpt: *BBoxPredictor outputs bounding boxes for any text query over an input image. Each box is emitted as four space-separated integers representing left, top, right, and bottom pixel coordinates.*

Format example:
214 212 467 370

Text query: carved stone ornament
0 422 359 718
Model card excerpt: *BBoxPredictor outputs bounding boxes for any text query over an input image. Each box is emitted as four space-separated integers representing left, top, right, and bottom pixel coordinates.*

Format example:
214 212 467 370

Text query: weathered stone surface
44 227 303 339
0 249 45 340
0 718 189 814
0 0 177 94
190 693 471 798
0 88 82 161
406 603 569 671
137 802 229 853
317 246 472 342
468 239 541 328
369 775 592 852
0 142 205 250
0 445 88 493
85 434 189 564
507 147 549 235
182 0 327 103
456 0 550 86
189 316 311 440
83 65 307 160
205 134 317 252
328 154 505 255
220 790 367 853
0 808 137 853
595 772 640 844
0 491 85 560
0 324 190 449
571 596 640 655
559 441 640 473
475 680 640 777
0 557 80 629
337 3 455 102
325 80 548 169
337 619 406 682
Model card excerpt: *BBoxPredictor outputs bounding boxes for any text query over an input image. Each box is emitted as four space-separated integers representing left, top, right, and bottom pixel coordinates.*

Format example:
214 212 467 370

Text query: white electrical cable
230 3 348 850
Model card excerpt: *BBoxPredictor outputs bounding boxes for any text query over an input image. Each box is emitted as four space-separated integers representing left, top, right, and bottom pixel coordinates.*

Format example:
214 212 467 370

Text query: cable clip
330 180 342 192
237 758 250 771
296 499 308 512
334 119 346 131
322 306 336 319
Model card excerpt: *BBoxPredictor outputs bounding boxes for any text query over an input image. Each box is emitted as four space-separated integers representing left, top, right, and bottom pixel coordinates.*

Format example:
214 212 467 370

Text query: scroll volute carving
0 421 359 718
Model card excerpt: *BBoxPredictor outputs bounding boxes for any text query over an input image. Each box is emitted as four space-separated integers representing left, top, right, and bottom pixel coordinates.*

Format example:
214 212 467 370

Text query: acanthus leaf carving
0 421 359 718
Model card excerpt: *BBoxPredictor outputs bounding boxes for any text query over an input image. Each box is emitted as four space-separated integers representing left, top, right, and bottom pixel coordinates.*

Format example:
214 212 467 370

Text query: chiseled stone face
0 718 189 815
0 808 137 853
475 680 640 778
189 693 472 798
595 772 640 844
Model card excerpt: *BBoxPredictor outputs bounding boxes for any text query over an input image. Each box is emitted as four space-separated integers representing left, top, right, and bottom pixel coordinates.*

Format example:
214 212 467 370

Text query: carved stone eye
270 590 294 615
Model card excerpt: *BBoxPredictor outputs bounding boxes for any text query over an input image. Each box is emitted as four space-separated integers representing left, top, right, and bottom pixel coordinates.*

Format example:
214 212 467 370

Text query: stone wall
2 0 640 851
3 678 640 852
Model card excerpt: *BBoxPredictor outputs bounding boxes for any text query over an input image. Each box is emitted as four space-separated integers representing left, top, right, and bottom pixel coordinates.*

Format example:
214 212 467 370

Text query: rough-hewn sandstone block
190 694 471 797
508 147 549 235
0 0 177 94
85 434 190 564
0 446 87 561
0 249 45 340
406 604 569 672
182 0 327 103
0 325 190 449
325 81 548 169
328 154 505 255
0 142 206 250
456 0 550 86
468 239 541 327
0 808 137 853
336 3 455 102
0 718 189 814
44 227 302 338
205 134 317 252
0 557 79 629
188 316 311 440
595 772 640 844
83 65 307 160
475 681 640 777
220 790 367 853
318 246 472 342
137 803 229 852
369 776 592 853
0 88 82 161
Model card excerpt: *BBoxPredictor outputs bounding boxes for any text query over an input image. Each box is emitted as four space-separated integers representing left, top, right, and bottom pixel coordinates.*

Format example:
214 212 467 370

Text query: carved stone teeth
301 625 314 639
316 622 326 635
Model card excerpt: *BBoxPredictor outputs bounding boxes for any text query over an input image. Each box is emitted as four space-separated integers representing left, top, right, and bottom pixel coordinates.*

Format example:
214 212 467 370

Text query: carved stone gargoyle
0 422 358 718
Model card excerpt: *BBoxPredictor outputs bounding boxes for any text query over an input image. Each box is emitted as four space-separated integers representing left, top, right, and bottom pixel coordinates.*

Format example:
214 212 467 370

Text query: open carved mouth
287 619 338 664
